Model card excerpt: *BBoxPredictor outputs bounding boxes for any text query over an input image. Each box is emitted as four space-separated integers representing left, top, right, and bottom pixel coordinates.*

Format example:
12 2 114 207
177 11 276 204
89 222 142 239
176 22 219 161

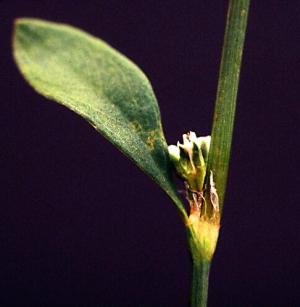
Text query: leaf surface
14 18 186 219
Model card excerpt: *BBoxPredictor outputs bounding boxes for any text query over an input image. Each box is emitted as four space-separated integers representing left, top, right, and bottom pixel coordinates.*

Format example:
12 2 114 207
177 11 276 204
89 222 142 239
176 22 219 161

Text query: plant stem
206 0 250 212
191 261 211 307
190 1 250 306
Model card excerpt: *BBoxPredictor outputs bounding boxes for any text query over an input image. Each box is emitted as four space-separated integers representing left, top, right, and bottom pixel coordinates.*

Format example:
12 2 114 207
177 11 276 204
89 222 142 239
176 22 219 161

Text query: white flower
168 132 211 191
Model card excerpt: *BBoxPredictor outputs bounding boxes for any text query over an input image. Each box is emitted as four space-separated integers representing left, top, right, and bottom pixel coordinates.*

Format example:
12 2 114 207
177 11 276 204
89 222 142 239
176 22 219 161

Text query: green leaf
13 18 187 220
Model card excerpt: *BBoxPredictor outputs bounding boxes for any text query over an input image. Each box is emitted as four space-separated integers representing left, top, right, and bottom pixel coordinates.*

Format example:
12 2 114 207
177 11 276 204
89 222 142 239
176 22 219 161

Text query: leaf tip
12 17 27 50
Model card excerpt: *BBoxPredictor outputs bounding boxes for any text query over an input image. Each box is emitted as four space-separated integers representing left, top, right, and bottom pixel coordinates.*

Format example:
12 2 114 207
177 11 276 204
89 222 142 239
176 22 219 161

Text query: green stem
191 261 211 307
189 1 250 306
206 0 250 212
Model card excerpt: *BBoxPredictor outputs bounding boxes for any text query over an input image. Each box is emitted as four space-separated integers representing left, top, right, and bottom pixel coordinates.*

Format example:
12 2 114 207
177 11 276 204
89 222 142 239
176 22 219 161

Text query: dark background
1 1 299 306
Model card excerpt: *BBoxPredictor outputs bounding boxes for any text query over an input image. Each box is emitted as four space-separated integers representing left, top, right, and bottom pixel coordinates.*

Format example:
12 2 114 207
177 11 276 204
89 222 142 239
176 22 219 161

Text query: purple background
1 1 299 305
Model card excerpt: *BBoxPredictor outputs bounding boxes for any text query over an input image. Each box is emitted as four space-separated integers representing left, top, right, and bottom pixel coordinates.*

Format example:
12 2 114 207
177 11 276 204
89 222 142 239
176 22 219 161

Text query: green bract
13 18 187 220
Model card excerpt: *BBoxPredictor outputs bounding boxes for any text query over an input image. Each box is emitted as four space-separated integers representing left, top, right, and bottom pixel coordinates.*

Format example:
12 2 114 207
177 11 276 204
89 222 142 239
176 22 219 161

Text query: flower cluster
169 132 220 261
168 131 211 192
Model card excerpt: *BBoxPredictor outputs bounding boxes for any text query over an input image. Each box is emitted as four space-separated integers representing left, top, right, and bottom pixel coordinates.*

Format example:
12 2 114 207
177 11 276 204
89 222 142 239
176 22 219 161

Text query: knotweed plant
13 0 250 306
